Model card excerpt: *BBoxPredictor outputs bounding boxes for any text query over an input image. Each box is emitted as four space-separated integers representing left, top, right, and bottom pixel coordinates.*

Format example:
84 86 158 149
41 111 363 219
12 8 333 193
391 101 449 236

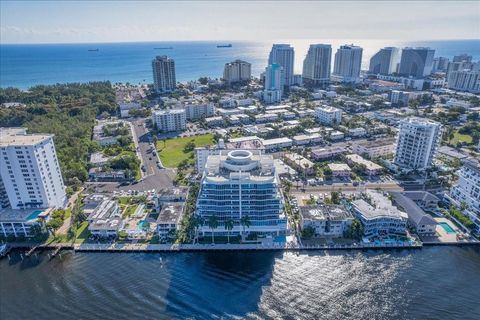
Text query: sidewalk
57 188 84 235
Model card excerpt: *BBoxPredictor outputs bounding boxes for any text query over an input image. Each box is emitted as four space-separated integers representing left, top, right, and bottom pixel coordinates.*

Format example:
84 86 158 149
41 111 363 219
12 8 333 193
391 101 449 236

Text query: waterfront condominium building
332 45 363 83
223 60 252 84
183 102 215 120
196 149 287 236
152 56 176 93
152 109 186 132
351 190 408 237
368 47 401 75
268 44 295 87
263 63 283 104
394 117 441 171
448 159 480 231
447 70 480 94
302 44 332 87
0 128 67 210
398 47 435 78
315 105 342 125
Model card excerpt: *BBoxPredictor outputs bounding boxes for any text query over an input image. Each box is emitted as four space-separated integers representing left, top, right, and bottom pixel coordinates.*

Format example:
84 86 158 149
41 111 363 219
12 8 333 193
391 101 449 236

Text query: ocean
1 39 479 89
1 247 479 319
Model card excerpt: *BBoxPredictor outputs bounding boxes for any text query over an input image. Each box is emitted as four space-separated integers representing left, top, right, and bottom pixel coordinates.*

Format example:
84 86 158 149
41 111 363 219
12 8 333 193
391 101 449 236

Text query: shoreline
3 240 480 257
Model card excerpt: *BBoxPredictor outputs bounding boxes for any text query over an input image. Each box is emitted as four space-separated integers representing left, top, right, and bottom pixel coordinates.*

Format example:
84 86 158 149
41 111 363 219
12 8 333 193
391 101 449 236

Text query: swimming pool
26 210 43 220
137 220 149 231
440 222 456 234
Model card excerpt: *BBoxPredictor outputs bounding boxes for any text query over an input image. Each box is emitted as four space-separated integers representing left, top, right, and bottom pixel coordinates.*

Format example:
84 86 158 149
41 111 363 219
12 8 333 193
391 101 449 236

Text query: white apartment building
87 199 123 238
156 202 185 239
302 44 332 87
262 137 293 151
0 128 67 210
268 44 295 87
447 70 480 94
223 60 252 84
394 117 441 170
196 150 287 236
315 106 342 125
299 205 354 237
183 102 215 120
152 56 176 93
449 159 480 231
332 45 363 83
351 190 408 237
152 109 186 132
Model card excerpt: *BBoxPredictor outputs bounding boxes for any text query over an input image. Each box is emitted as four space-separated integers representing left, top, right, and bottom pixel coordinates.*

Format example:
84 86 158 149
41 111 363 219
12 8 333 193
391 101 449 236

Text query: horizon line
1 38 479 46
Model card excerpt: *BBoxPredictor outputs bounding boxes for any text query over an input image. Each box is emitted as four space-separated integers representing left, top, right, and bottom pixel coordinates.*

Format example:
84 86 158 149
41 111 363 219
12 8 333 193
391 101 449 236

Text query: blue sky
1 1 479 44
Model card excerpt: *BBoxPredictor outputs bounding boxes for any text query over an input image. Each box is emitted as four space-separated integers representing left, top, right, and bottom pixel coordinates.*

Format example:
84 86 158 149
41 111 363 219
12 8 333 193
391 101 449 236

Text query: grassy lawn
449 131 473 145
74 221 90 244
156 134 214 168
122 204 138 219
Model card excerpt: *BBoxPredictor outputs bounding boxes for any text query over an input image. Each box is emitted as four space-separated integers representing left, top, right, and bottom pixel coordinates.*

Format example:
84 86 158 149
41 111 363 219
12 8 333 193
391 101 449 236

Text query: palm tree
192 215 204 244
224 218 234 243
207 216 219 244
240 215 251 240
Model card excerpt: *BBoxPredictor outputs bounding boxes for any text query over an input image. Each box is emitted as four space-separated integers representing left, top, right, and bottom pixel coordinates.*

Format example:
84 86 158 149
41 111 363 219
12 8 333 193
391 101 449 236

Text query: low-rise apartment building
311 146 348 160
351 190 408 237
328 163 352 177
87 200 123 238
345 154 383 175
352 138 396 158
156 202 185 240
283 153 315 176
299 205 354 237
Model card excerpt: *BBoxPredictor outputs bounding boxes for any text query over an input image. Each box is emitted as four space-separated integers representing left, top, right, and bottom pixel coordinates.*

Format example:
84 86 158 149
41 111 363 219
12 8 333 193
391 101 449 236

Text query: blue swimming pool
137 220 149 231
26 210 43 220
440 222 456 234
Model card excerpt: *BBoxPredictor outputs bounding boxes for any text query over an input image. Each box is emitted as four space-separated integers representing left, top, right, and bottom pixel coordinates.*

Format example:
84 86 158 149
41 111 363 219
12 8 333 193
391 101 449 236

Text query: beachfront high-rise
302 44 332 87
152 56 176 93
263 63 283 104
394 117 441 171
0 128 67 210
332 45 363 83
368 47 401 75
268 44 295 87
223 60 251 84
196 150 287 236
398 47 435 78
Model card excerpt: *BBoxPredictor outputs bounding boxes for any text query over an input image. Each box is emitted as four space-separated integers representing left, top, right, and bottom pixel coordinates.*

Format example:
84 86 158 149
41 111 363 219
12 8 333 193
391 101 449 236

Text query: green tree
240 215 251 240
344 219 364 240
330 191 341 204
46 217 63 236
224 218 234 243
208 216 219 244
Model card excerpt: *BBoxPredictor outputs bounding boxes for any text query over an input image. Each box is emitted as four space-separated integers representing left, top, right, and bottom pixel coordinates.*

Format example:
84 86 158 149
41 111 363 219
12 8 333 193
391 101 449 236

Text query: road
85 118 175 194
290 182 403 194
